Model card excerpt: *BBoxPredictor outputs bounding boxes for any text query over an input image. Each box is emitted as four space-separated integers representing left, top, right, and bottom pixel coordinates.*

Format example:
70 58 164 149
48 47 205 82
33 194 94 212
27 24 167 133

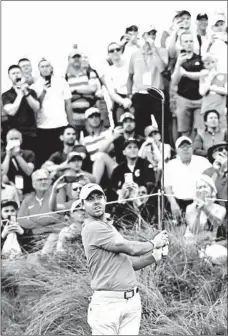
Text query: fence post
158 189 162 230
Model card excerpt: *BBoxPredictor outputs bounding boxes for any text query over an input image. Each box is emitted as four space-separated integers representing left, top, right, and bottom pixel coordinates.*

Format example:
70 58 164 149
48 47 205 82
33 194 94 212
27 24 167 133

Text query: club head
147 87 165 101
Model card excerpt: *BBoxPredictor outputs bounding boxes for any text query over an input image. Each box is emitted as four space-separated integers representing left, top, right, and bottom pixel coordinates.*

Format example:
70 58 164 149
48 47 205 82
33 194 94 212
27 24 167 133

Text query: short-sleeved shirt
1 87 37 137
48 145 92 173
111 157 156 190
1 150 36 194
129 48 168 92
82 129 112 162
177 53 203 100
81 218 137 291
164 155 211 200
200 71 227 114
32 76 72 129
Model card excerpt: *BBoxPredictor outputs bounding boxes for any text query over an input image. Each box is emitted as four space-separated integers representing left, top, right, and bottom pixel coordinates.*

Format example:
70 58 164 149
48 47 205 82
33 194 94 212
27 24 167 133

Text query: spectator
31 58 74 167
101 112 144 165
139 125 172 171
1 200 24 259
199 53 227 125
185 175 226 245
81 107 118 184
166 10 192 58
164 136 211 220
1 167 21 207
45 125 92 173
1 65 40 152
113 182 157 231
65 48 99 137
111 138 156 192
204 141 228 208
127 25 168 135
55 199 85 255
207 14 227 72
18 58 36 85
193 110 226 157
1 129 35 195
120 25 140 65
105 42 131 125
195 13 210 56
18 169 64 238
172 31 204 138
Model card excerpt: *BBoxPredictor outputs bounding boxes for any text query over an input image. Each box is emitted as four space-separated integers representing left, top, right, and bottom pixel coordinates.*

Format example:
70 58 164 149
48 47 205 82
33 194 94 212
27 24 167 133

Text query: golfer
80 183 168 335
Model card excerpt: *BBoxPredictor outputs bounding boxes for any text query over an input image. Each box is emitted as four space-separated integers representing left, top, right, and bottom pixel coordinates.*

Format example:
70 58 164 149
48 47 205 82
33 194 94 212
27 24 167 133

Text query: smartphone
44 75 51 85
180 49 187 54
63 176 78 183
124 173 133 183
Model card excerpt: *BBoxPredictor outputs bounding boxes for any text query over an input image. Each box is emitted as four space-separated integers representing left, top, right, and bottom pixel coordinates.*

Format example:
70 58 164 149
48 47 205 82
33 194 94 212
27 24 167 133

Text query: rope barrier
2 190 227 224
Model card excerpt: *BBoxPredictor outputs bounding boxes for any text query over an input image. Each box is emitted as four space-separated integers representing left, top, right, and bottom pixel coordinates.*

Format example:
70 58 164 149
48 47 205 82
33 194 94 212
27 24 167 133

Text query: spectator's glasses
147 30 157 36
108 47 121 53
213 146 227 153
72 186 82 192
88 113 101 118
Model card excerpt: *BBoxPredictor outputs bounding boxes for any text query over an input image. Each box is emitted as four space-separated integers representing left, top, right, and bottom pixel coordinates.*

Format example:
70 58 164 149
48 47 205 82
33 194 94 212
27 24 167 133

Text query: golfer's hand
152 247 163 263
151 230 169 249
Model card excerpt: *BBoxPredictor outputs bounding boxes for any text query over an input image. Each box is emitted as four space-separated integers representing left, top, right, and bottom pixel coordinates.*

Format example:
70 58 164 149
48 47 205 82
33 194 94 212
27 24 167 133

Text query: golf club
147 87 165 230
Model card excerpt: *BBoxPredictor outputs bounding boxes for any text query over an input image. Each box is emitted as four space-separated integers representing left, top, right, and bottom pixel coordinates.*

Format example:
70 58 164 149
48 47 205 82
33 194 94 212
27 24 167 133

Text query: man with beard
80 183 169 335
45 125 92 174
98 112 144 164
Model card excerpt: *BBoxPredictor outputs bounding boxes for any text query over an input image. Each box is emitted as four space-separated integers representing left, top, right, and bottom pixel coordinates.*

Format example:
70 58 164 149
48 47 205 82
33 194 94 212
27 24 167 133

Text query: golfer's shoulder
82 219 109 234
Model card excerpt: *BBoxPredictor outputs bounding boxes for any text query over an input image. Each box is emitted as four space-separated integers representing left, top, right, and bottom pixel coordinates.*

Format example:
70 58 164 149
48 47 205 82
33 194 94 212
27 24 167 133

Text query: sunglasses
109 48 121 53
214 146 227 153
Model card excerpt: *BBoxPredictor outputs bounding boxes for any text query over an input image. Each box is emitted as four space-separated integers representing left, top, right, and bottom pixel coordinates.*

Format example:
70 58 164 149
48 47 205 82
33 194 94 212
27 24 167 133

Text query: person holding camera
1 129 35 196
1 65 40 152
172 31 204 139
31 58 74 167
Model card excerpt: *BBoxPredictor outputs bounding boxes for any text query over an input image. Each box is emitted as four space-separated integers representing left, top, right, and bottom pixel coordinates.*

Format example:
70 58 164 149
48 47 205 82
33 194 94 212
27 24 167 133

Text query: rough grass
1 224 227 336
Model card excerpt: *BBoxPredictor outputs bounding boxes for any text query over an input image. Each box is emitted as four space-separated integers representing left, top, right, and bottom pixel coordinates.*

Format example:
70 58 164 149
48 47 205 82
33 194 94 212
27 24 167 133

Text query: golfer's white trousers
87 290 142 335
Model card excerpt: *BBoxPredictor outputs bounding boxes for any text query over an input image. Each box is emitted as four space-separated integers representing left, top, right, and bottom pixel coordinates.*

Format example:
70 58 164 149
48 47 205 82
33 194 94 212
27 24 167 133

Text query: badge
15 175 24 189
134 169 140 177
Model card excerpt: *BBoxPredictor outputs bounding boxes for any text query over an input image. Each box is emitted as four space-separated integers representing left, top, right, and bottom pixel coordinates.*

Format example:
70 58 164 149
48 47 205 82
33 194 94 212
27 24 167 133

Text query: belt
94 286 139 300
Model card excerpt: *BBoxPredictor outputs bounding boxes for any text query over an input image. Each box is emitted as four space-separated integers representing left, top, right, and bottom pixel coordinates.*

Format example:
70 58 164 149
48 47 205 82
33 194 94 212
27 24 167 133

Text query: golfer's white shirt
164 155 211 200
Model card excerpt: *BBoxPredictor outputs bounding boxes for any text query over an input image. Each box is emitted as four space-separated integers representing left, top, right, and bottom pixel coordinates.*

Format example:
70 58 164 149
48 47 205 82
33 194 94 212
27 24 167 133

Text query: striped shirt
82 129 111 161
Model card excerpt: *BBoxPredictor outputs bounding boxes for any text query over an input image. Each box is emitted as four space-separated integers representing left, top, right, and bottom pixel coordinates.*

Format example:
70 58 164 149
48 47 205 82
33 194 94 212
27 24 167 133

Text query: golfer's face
84 191 106 218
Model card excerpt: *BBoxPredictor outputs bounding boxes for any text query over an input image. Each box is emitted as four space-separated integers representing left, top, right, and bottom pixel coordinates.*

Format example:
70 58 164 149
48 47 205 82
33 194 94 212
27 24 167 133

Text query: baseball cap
175 136 192 149
142 25 157 35
68 49 83 58
67 151 85 162
123 137 140 149
1 199 18 210
80 183 105 200
196 13 208 20
70 199 82 214
174 10 191 19
85 107 101 119
126 25 138 33
211 14 225 26
144 125 159 137
120 112 135 123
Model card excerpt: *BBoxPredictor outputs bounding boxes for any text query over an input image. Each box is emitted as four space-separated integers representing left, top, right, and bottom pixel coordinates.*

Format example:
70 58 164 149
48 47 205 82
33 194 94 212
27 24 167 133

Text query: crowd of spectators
1 9 227 260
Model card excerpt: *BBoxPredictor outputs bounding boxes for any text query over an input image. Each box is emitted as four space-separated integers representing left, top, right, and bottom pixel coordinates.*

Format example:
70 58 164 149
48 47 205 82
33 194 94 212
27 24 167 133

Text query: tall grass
1 225 227 336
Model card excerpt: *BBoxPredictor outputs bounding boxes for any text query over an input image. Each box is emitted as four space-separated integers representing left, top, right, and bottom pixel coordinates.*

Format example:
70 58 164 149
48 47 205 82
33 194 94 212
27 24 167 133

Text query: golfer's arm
130 254 157 271
112 238 155 256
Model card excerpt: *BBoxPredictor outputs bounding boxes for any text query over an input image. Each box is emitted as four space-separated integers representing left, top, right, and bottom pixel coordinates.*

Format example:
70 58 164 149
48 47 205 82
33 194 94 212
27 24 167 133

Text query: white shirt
164 155 211 200
209 37 227 73
32 76 72 129
105 61 129 95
